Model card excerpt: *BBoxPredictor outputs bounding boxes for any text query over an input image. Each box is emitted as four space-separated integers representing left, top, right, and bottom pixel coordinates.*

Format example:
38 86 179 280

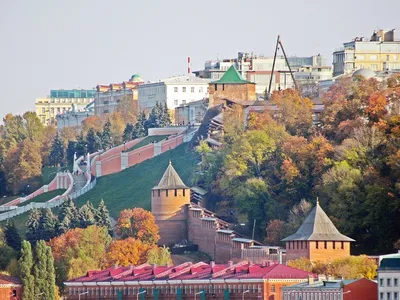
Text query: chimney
210 261 215 268
308 275 314 285
188 57 191 74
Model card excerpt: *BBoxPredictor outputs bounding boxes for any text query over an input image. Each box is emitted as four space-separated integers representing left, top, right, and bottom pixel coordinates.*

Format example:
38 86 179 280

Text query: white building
56 101 95 131
378 255 400 300
137 75 210 112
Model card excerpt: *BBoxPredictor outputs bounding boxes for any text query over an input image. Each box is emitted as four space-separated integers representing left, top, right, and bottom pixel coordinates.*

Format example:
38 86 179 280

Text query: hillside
76 143 198 218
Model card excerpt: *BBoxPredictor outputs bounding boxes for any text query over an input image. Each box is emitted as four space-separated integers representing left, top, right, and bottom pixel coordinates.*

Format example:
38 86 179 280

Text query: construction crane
266 35 298 100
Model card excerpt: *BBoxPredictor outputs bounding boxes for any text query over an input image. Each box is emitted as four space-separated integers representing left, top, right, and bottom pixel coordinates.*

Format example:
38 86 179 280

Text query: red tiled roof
67 261 315 283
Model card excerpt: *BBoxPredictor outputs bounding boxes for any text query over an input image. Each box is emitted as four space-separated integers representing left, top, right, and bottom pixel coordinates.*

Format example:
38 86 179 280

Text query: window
174 189 177 196
380 278 384 287
41 108 45 113
387 55 390 61
288 242 291 249
370 55 377 60
395 292 398 300
388 278 392 287
341 242 344 249
199 87 203 93
174 87 178 92
357 55 365 60
395 278 398 286
191 87 195 93
182 87 186 93
174 100 178 106
183 189 186 197
157 190 160 197
12 290 17 297
271 285 276 293
388 292 392 300
324 241 327 249
333 241 336 249
316 241 319 249
166 190 168 197
182 100 186 105
380 293 384 300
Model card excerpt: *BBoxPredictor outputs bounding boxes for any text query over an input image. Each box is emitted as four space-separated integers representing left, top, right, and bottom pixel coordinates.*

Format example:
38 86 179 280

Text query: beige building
94 74 144 116
35 89 95 125
333 29 400 76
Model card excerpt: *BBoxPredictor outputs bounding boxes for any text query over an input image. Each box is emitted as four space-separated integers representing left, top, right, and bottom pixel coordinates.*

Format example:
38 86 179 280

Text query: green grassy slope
125 135 169 152
76 143 198 218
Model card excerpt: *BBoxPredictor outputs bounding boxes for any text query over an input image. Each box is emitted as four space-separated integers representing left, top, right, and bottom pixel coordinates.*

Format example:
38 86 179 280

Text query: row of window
379 277 399 287
284 292 341 300
69 284 262 296
38 98 91 104
380 292 399 300
152 189 187 197
174 87 205 93
287 241 345 250
174 99 186 106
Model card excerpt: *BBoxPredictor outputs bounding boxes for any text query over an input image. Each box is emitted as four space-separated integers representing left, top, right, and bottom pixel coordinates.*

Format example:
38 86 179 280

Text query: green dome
130 74 143 82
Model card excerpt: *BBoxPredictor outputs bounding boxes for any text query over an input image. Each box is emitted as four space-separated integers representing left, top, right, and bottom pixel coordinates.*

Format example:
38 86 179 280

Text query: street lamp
123 140 126 152
137 289 146 300
242 289 249 300
78 291 88 300
195 290 204 300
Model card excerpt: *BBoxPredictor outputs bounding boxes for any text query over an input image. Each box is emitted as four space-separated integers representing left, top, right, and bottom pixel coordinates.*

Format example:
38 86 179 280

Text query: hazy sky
1 0 399 119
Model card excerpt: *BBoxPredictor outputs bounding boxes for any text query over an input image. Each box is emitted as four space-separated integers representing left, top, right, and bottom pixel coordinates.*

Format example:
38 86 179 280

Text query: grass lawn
17 189 66 207
76 143 198 218
125 135 170 152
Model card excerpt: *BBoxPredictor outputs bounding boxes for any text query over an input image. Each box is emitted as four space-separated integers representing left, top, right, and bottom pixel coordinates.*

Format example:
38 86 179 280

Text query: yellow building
35 89 95 125
333 29 400 76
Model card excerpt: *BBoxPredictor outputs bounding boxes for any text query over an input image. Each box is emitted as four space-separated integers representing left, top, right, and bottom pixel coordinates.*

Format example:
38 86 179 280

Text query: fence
69 177 97 200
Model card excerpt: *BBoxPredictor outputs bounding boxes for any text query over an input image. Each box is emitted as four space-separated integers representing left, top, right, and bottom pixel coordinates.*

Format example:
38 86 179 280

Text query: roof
0 274 22 286
282 201 355 242
66 261 316 284
352 68 376 79
379 258 400 270
153 161 188 190
284 278 376 290
212 65 253 84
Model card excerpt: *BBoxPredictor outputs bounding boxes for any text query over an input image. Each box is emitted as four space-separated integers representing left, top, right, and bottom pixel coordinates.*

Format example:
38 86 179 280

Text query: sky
1 0 400 119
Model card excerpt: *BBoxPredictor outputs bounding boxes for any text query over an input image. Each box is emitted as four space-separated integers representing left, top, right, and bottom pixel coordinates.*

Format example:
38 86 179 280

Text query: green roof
212 65 252 84
379 258 400 270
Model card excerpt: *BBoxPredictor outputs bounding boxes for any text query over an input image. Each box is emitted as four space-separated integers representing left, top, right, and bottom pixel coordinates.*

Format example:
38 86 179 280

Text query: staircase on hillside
72 165 87 194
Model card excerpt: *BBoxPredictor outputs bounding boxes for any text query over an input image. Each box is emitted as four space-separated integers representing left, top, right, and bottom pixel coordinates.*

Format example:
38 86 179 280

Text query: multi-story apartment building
378 256 400 300
94 74 144 117
194 53 330 95
333 29 400 76
35 89 95 125
137 75 210 113
56 101 95 131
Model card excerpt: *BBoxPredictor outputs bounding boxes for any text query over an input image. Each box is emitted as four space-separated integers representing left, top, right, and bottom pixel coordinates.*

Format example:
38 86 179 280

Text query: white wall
138 83 167 111
165 83 208 109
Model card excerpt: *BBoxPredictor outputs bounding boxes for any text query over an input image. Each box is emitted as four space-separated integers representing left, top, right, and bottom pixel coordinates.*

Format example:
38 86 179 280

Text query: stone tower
282 200 355 262
151 161 191 246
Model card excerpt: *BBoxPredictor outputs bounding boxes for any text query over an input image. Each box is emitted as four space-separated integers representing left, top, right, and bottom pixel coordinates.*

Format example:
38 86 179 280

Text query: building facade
0 274 23 300
94 74 144 117
378 257 400 300
137 75 210 113
35 89 95 125
282 200 354 262
56 101 95 131
333 29 400 76
65 261 316 300
282 278 377 300
174 99 208 125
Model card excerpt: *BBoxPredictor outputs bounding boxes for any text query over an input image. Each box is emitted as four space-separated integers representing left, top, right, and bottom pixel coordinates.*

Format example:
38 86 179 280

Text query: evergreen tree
33 241 47 298
66 141 77 166
132 112 147 138
95 199 113 235
102 121 112 148
4 220 21 251
39 208 58 241
161 102 172 127
45 245 56 300
26 208 42 244
123 123 134 141
49 133 65 166
78 201 96 228
57 198 79 234
19 241 34 300
75 132 87 157
146 102 163 128
86 128 97 153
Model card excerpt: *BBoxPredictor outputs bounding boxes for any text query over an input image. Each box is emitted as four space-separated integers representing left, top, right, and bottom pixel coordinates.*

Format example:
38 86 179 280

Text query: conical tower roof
282 200 354 242
153 161 188 190
212 65 253 84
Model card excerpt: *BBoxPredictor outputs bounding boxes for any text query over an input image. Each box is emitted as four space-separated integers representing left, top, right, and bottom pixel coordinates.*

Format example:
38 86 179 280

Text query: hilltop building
35 89 95 125
65 261 316 300
137 75 210 113
333 29 400 76
282 200 354 262
55 101 95 131
208 65 256 106
378 256 400 300
94 74 144 117
282 278 377 300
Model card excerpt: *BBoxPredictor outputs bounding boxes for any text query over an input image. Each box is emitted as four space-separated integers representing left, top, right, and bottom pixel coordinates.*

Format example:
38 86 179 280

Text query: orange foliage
81 116 103 134
366 91 389 122
106 238 152 267
116 208 160 244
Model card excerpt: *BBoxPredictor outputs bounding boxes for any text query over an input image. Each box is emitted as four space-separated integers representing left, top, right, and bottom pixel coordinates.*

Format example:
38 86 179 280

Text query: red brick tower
282 200 354 262
151 161 191 246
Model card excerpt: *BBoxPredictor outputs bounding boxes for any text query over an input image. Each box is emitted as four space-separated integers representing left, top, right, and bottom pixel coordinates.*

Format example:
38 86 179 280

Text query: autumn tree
116 208 160 244
117 95 138 125
264 219 287 246
106 238 150 266
147 246 172 265
109 112 125 145
81 115 103 135
223 104 245 144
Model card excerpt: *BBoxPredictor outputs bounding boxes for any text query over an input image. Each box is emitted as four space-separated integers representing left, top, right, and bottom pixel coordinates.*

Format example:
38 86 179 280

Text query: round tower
151 161 191 246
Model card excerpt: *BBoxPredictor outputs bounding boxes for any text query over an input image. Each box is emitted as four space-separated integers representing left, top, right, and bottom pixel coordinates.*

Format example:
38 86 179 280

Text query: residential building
209 65 256 106
281 200 354 262
333 29 400 76
56 101 95 131
378 257 400 300
35 89 95 125
283 278 377 300
0 274 23 300
64 261 316 300
94 74 144 116
137 75 210 113
174 98 208 125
